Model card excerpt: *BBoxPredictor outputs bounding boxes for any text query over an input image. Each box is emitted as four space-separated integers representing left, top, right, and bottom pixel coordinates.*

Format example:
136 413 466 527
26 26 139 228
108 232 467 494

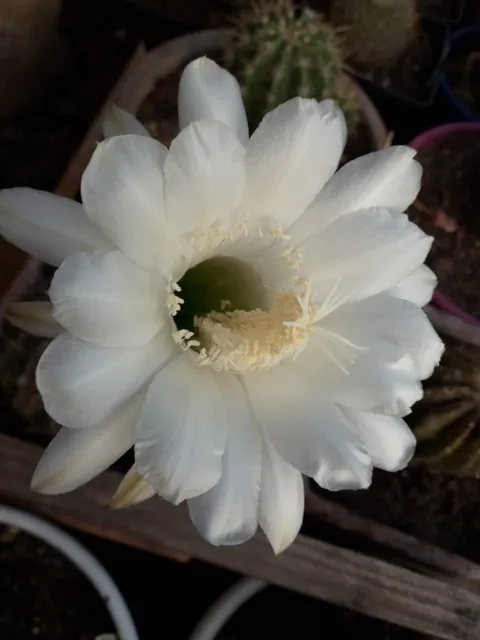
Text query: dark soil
419 0 463 22
444 49 480 119
0 527 113 640
408 136 480 320
341 119 374 166
215 584 419 639
136 68 183 148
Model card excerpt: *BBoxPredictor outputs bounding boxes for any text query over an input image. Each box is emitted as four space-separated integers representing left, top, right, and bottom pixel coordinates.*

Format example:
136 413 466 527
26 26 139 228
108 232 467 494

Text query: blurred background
1 1 480 638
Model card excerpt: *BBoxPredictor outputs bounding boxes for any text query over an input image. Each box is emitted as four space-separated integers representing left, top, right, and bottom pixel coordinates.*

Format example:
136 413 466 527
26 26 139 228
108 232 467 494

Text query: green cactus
224 0 359 133
408 337 480 477
330 0 418 72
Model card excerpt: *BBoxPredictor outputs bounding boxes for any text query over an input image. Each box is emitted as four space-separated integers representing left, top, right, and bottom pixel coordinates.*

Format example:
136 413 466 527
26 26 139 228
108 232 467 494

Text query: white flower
0 57 443 554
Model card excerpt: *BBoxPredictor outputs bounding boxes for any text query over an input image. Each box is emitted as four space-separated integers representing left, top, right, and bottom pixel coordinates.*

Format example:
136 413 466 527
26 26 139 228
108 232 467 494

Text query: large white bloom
0 57 443 554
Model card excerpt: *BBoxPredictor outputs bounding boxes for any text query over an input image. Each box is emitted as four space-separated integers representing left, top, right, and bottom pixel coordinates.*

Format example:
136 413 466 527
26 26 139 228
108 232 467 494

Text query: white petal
188 374 261 546
338 351 422 417
244 365 372 490
135 355 227 504
110 465 156 509
102 105 150 139
389 265 437 307
319 293 443 380
0 188 111 266
259 439 304 554
81 135 174 271
294 333 422 417
342 409 416 472
163 120 245 235
289 146 422 245
373 294 444 379
31 391 144 494
49 250 164 347
245 98 346 228
36 329 175 429
178 57 249 146
5 301 62 338
304 208 432 304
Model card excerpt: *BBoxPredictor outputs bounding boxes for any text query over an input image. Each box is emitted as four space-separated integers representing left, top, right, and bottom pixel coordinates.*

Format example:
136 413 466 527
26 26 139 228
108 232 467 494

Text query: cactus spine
330 0 418 71
225 0 359 132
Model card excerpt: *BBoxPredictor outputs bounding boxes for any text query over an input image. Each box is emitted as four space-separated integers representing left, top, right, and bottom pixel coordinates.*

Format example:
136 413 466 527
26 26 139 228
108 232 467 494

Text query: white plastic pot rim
188 576 267 640
0 504 139 640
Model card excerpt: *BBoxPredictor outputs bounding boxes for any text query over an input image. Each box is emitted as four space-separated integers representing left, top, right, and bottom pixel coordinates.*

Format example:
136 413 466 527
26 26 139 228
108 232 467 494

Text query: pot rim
409 121 480 326
115 28 388 150
0 504 138 640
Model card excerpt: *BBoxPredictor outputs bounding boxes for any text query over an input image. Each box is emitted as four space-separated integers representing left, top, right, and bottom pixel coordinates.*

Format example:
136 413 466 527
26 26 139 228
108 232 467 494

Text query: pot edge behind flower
114 28 388 154
409 121 480 326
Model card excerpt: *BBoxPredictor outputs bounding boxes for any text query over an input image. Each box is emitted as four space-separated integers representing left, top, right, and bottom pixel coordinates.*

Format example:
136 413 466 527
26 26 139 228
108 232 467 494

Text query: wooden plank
0 434 189 563
1 434 480 639
305 489 480 585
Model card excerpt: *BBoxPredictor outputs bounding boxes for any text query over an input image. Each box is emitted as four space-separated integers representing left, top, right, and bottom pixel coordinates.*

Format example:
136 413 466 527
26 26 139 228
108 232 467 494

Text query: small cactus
408 338 480 477
224 0 359 132
330 0 418 72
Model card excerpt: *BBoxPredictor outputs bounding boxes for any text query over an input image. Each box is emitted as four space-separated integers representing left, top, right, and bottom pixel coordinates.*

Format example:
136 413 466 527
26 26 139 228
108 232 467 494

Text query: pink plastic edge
409 122 480 327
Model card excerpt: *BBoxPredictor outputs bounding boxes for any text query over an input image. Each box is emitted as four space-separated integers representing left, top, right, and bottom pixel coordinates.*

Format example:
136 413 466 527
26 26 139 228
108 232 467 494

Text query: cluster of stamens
166 221 314 371
193 285 315 372
166 220 369 374
166 280 183 316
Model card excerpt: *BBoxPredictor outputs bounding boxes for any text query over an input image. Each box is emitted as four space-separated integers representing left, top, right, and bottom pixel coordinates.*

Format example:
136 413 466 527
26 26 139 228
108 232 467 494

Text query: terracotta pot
115 29 388 151
409 122 480 326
